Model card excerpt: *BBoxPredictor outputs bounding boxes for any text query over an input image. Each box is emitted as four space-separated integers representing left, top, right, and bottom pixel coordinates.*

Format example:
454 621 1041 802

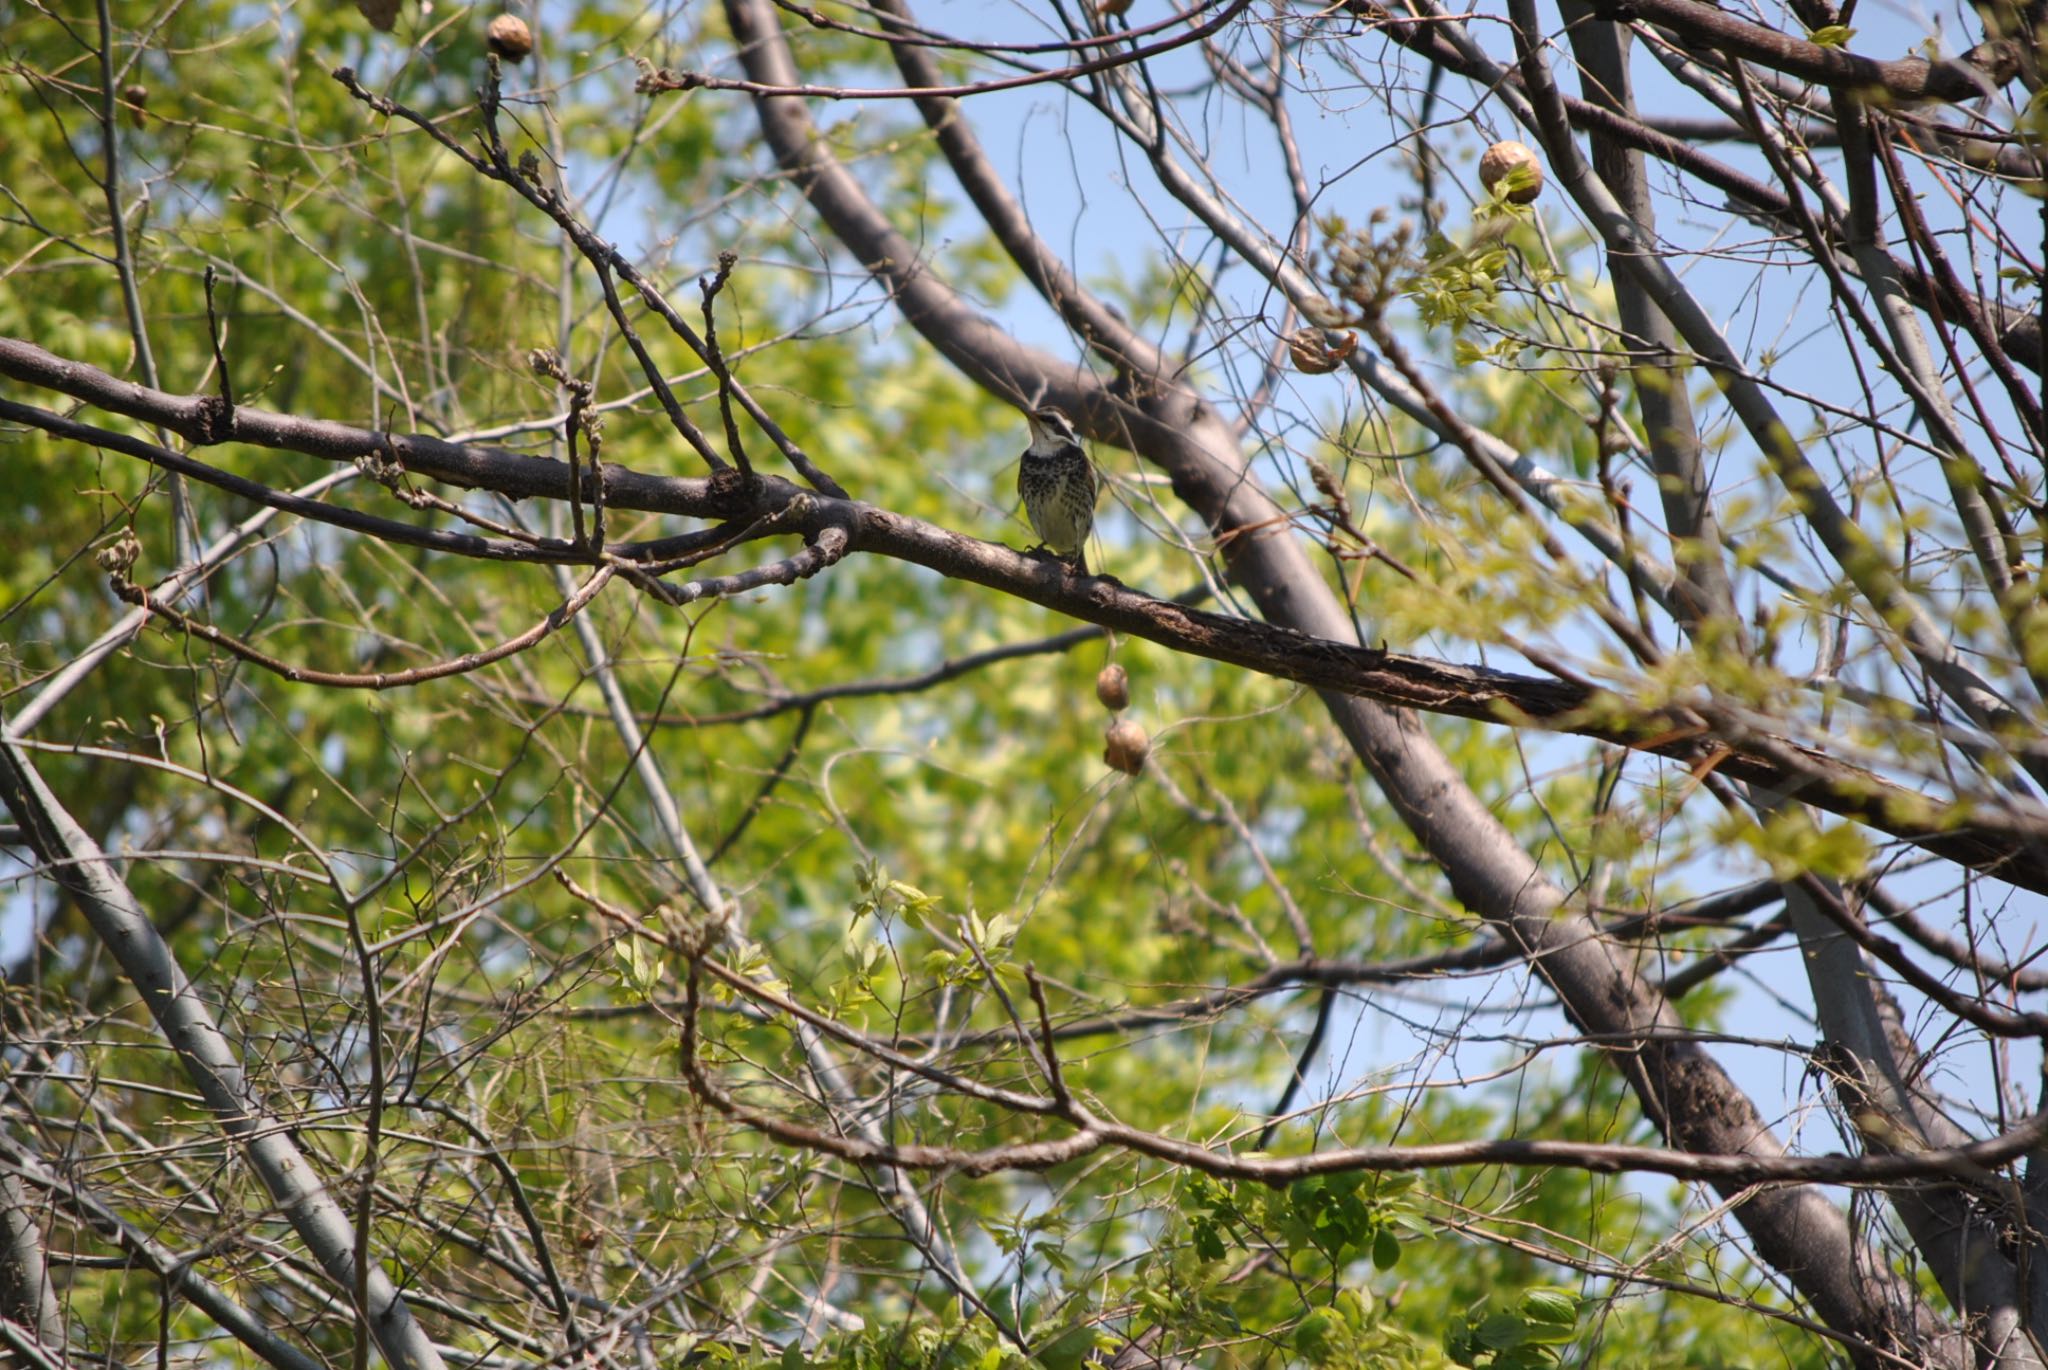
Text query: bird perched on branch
1018 405 1099 575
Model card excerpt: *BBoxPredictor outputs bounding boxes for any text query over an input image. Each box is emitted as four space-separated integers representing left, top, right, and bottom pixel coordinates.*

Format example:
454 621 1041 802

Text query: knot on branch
661 901 725 962
1926 39 2019 99
330 65 395 117
102 559 151 617
354 443 407 491
192 393 235 444
634 62 701 96
527 347 567 383
704 464 760 512
95 529 142 582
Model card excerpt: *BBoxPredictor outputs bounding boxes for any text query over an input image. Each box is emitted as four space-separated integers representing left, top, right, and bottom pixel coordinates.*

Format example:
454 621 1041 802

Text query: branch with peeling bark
4 335 2043 889
710 2 2016 1360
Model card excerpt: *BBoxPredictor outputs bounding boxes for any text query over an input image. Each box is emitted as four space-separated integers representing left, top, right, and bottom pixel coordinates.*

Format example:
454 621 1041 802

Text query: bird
1017 405 1099 575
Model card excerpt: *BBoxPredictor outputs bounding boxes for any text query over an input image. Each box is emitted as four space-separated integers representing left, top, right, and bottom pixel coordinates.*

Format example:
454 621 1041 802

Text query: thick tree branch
1614 0 2023 103
0 1173 59 1353
0 1141 327 1370
1355 1 2044 375
0 737 446 1370
1499 0 2046 791
6 337 2045 889
1562 2 1737 634
715 4 1998 1360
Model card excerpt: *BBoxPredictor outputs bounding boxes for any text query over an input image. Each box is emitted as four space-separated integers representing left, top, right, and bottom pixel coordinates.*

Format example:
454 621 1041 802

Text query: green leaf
1373 1226 1401 1270
1521 1289 1578 1327
1294 1310 1336 1362
1477 1310 1530 1350
1033 1324 1098 1370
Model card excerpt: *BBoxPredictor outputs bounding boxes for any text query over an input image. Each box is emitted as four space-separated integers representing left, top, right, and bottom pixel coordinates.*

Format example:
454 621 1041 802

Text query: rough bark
717 0 1974 1359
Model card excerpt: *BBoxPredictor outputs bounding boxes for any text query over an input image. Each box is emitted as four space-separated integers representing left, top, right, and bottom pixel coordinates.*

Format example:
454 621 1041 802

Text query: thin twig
699 251 753 480
109 558 616 691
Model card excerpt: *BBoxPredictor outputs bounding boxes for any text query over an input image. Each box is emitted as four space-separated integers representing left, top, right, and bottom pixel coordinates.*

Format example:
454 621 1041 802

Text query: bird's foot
1061 555 1118 585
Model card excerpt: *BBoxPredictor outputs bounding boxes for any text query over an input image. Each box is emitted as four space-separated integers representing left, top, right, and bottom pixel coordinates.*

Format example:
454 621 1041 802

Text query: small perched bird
1018 406 1099 575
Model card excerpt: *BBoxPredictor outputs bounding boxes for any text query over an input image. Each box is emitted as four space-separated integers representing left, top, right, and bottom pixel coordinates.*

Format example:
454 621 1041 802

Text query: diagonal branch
8 342 2047 887
715 3 1988 1361
0 1140 326 1370
1615 0 2024 102
1352 1 2044 376
1497 0 2047 790
0 1172 60 1353
0 737 447 1370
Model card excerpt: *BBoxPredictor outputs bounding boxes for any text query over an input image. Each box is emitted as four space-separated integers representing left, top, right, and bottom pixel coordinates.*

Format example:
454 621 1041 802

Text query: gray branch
0 735 446 1370
717 0 1976 1360
0 1172 61 1351
0 1139 326 1370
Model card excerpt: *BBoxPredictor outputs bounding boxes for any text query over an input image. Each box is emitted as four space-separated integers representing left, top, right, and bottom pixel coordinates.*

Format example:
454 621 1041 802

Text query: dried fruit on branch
1103 719 1150 775
487 14 534 61
1096 664 1130 711
1479 140 1544 204
1287 327 1360 374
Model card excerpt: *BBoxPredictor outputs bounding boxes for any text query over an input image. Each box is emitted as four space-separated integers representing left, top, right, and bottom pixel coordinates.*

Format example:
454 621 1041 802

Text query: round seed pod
1286 327 1359 375
1096 663 1130 712
487 14 534 62
1103 719 1150 775
1479 140 1544 204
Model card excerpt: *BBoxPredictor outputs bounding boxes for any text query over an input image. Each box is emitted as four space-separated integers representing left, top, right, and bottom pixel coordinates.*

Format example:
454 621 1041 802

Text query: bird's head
1026 406 1078 447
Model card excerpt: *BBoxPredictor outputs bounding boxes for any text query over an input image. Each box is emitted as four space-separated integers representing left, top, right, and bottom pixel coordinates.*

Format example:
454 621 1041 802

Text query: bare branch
0 739 446 1370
